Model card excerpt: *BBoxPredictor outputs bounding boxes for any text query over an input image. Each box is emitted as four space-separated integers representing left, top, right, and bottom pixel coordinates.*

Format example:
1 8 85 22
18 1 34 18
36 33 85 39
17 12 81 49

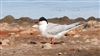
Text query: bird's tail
56 22 82 38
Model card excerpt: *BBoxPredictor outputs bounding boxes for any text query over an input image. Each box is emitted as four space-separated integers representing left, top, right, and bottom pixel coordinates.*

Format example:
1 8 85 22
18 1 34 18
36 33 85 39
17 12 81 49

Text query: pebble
42 43 52 49
58 52 62 55
2 39 9 46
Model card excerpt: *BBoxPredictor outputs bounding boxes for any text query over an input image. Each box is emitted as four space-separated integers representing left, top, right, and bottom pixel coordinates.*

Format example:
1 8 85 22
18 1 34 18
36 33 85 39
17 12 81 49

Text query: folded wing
46 22 80 36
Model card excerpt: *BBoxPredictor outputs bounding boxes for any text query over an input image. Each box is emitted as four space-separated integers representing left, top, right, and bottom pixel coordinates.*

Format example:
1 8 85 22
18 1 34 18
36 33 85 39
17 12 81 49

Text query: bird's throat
39 24 47 34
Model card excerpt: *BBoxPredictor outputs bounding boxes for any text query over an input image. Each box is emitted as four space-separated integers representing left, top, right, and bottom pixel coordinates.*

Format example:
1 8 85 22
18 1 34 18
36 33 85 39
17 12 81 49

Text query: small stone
30 41 37 44
85 39 90 43
91 38 98 42
2 39 9 46
58 52 62 55
61 43 66 45
73 34 80 38
0 46 3 49
82 29 87 31
92 41 98 45
71 41 76 44
42 43 52 49
91 38 99 45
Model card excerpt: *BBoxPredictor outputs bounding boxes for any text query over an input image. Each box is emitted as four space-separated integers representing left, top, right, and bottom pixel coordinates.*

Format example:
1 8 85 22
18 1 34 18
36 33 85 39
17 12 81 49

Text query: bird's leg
50 37 55 45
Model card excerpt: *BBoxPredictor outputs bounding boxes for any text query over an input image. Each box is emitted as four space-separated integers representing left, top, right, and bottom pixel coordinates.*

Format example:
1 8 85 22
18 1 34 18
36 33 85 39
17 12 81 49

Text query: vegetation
0 15 100 24
0 15 15 24
87 16 96 21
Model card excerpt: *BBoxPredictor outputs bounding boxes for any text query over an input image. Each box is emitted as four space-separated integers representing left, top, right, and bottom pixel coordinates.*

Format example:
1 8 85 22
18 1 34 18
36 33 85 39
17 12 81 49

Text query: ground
0 21 100 56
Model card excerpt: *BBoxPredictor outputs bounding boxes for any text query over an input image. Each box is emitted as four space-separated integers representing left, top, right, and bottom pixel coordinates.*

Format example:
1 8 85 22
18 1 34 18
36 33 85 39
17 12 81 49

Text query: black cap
39 17 48 24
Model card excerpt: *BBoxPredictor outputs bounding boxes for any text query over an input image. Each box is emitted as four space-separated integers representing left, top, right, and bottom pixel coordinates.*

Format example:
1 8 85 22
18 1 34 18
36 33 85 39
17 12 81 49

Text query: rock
61 43 66 46
73 34 80 38
71 41 76 44
92 41 98 45
1 39 9 46
30 41 37 44
42 43 52 49
58 52 62 55
82 29 87 31
0 46 3 49
15 34 20 37
91 38 99 45
91 38 98 42
85 39 90 43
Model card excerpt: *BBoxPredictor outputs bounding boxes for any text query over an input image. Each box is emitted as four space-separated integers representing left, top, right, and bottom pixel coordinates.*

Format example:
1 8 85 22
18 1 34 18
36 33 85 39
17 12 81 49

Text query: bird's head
39 17 48 25
38 17 48 33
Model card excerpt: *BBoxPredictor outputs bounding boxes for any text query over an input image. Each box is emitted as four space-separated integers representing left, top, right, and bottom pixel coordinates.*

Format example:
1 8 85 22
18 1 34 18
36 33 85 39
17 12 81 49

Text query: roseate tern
38 17 81 44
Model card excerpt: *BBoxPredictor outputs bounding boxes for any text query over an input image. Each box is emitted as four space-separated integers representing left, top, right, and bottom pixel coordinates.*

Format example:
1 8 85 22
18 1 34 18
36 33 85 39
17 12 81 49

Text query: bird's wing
46 22 80 36
47 23 59 29
56 24 82 38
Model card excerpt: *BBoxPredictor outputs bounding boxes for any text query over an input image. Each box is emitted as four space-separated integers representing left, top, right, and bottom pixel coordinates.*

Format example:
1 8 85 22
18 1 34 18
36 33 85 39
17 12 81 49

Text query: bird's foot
50 38 55 45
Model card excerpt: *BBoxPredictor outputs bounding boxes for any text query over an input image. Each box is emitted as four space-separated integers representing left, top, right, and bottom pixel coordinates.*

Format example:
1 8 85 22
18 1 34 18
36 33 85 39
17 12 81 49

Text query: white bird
38 17 81 44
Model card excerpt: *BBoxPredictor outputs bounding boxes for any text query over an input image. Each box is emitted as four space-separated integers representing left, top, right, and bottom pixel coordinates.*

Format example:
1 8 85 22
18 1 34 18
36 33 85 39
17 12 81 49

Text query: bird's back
46 22 80 35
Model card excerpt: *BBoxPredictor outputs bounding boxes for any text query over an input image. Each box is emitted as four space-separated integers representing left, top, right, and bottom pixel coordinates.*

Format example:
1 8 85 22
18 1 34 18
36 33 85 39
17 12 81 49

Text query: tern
37 17 81 44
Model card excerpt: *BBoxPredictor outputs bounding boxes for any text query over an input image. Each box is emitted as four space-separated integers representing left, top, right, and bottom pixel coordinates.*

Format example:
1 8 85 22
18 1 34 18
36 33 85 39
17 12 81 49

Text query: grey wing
46 23 61 35
46 22 80 35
